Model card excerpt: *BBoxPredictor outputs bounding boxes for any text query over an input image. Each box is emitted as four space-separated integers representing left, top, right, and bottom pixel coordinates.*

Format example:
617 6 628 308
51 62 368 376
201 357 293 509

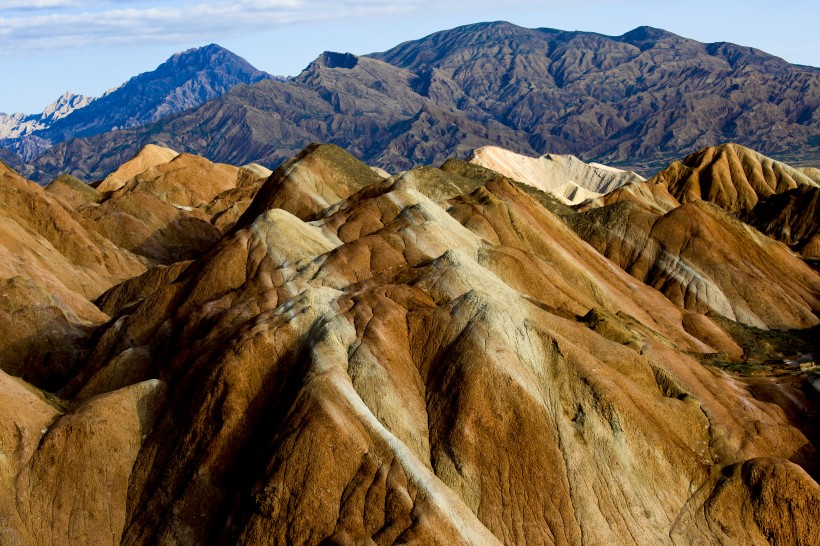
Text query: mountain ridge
0 139 817 544
1 43 271 165
8 21 820 183
0 92 95 140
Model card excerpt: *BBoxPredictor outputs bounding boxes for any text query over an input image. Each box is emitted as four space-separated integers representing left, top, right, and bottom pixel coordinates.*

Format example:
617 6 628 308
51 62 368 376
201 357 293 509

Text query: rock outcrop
469 145 644 205
648 143 818 213
0 143 817 545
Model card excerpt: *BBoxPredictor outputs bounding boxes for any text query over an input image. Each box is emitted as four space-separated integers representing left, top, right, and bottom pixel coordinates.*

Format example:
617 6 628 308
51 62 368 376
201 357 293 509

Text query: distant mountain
0 92 95 162
1 44 270 163
0 146 25 174
23 22 820 182
0 92 95 140
373 23 819 166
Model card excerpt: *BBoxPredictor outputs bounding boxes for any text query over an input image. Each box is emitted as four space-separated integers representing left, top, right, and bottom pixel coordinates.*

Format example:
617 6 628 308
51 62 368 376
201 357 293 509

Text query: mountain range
0 91 94 142
3 21 818 184
1 43 271 167
0 138 817 544
1 17 819 545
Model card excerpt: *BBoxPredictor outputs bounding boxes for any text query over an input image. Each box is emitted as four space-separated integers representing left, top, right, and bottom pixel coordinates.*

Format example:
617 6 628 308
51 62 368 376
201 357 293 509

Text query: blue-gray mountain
1 44 270 168
12 21 820 183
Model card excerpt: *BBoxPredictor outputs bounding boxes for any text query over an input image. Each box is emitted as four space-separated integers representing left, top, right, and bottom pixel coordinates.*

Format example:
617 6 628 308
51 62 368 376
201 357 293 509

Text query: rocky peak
40 91 95 122
1 44 271 161
619 25 681 44
319 51 359 69
159 43 268 79
0 91 95 142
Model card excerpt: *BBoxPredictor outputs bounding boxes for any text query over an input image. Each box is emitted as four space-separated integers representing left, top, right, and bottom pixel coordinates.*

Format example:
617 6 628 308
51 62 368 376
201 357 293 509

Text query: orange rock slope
571 144 820 329
0 144 817 545
638 143 820 258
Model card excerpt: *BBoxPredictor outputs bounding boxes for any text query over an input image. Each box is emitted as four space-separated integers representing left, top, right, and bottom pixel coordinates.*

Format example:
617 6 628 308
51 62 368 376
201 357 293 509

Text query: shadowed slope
740 184 820 259
567 199 820 329
0 163 145 388
0 144 816 545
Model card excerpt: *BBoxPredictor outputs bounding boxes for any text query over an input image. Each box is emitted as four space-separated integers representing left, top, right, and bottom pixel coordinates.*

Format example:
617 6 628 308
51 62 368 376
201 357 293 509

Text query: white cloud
0 0 425 53
0 0 582 55
0 0 94 9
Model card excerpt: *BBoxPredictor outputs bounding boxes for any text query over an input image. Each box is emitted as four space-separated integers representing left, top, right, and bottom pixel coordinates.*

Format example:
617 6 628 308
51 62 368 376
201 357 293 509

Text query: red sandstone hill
0 143 817 545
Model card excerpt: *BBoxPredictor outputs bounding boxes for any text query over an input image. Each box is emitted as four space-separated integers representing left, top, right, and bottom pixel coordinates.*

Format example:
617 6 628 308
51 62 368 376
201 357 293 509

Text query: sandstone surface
470 145 644 204
0 144 816 545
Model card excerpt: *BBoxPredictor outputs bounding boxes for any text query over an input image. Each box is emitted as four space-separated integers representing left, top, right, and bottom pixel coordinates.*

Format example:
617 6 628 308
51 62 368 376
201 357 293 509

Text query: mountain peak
3 43 271 158
619 26 682 45
169 43 235 62
41 91 95 122
614 26 697 50
0 91 95 144
160 43 266 76
317 51 359 69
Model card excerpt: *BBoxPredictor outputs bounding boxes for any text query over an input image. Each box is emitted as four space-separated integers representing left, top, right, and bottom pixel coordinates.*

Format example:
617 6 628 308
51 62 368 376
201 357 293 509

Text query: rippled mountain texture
15 21 820 183
0 140 817 545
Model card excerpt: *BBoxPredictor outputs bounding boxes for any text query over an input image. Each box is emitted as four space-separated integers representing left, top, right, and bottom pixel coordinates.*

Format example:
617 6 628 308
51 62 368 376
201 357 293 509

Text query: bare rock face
567 199 820 329
0 162 145 388
0 373 166 545
469 145 644 205
704 458 820 546
648 143 819 213
0 143 817 545
98 144 180 193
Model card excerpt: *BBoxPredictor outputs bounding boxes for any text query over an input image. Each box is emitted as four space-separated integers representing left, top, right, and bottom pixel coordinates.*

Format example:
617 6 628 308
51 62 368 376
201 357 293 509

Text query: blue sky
1 0 818 114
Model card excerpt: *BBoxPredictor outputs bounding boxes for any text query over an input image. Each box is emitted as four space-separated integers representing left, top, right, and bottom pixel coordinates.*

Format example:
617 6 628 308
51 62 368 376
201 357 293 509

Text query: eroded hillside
20 22 820 183
0 143 817 545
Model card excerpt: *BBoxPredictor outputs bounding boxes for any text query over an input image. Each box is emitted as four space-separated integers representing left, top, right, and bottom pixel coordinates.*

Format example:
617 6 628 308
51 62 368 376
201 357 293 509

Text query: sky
1 0 818 114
